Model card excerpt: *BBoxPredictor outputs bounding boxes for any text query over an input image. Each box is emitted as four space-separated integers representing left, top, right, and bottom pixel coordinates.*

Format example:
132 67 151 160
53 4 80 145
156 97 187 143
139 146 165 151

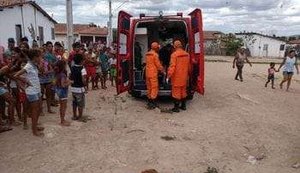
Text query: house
203 31 225 55
288 39 300 47
236 32 286 58
0 0 57 48
55 23 108 48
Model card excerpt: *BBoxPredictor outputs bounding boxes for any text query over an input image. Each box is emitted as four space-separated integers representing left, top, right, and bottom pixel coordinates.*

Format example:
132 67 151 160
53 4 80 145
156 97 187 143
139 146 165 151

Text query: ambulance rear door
117 11 133 94
189 9 205 95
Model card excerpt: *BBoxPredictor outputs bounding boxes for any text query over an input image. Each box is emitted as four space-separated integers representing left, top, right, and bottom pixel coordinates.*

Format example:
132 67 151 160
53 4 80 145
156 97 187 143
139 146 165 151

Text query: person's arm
246 57 252 67
277 57 286 71
167 53 176 79
61 74 71 88
154 54 164 74
0 65 9 75
295 60 299 74
233 54 238 68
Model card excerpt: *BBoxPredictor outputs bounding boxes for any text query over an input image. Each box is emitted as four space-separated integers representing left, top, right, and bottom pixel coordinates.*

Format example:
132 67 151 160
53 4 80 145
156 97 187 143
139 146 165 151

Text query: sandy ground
0 61 299 173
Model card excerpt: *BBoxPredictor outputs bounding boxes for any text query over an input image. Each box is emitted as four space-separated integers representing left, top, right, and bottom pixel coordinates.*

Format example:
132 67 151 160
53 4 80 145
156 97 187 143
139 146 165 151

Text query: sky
36 0 300 36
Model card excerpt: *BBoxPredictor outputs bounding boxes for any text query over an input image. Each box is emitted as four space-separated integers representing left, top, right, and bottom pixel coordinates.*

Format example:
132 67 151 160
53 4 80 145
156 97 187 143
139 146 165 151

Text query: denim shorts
72 93 85 108
0 86 8 96
26 93 41 102
56 88 68 100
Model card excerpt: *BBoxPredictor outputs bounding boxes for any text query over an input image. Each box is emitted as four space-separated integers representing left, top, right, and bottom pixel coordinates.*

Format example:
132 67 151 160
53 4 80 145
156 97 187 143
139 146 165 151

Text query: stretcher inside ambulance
117 9 205 99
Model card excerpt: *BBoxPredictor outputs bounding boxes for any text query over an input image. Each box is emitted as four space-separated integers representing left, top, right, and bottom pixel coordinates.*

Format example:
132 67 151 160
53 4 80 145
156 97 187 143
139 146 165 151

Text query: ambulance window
122 18 130 30
194 32 200 54
119 33 127 55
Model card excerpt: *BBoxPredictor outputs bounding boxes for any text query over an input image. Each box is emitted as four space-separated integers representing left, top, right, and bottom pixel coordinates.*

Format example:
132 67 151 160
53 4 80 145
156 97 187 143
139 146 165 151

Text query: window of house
263 44 268 51
51 28 55 40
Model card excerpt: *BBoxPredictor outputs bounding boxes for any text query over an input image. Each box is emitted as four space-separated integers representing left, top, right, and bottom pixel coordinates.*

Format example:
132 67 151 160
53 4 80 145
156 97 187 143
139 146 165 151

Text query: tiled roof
0 0 57 24
204 31 223 40
288 39 300 45
235 32 286 42
55 23 108 36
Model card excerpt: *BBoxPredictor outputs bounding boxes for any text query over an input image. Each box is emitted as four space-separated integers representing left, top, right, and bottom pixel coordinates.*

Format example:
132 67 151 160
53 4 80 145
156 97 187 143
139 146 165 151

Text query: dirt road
0 62 299 173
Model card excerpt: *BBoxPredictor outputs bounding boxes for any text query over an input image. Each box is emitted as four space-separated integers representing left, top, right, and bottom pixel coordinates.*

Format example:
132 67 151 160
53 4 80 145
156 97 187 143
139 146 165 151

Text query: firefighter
145 42 164 109
167 40 190 112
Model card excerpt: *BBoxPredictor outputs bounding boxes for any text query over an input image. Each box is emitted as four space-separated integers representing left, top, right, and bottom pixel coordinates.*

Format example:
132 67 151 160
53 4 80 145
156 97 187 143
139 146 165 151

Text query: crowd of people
0 37 117 136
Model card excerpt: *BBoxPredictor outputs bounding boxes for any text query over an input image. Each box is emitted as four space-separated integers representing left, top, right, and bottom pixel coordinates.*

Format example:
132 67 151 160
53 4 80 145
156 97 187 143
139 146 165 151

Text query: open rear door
189 9 205 95
117 11 133 94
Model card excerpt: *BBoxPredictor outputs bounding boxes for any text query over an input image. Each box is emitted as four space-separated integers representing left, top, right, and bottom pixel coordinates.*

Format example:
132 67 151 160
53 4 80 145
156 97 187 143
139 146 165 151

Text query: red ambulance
116 9 204 99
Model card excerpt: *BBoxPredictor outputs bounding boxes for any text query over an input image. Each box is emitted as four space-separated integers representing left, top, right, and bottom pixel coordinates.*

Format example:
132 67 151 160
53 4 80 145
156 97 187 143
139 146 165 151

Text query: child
70 54 87 121
265 62 278 89
99 49 109 89
108 52 117 86
14 49 44 136
84 47 98 90
55 60 71 126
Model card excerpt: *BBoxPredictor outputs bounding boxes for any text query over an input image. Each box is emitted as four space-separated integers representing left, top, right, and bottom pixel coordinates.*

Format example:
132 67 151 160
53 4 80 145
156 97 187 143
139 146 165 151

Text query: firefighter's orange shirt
168 49 190 87
145 50 163 78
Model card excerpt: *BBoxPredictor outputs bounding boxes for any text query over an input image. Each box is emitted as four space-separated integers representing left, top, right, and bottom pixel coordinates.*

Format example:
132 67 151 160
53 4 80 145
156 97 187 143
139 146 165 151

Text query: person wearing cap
233 46 252 82
167 40 190 112
278 49 299 91
145 42 164 109
3 38 15 65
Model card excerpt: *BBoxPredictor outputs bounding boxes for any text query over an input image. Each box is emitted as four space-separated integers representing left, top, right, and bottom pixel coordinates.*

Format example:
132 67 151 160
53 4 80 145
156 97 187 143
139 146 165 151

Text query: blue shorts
0 87 8 96
26 93 41 102
56 88 68 100
283 71 294 76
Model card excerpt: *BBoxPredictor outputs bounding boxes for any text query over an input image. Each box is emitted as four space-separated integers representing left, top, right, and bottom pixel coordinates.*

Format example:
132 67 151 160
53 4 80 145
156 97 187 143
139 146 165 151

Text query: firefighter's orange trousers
146 77 159 100
172 86 187 100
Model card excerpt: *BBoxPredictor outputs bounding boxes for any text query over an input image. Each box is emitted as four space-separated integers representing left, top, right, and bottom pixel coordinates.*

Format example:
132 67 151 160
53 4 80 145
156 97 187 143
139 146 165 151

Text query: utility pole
66 0 74 51
107 0 113 47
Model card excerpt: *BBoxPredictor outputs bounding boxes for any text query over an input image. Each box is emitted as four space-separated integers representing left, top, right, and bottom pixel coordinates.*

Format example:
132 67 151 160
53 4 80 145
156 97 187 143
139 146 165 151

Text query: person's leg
103 72 107 88
0 97 7 120
180 87 187 110
86 75 90 90
286 75 293 91
172 86 180 113
72 93 78 120
12 88 22 121
78 94 85 119
265 79 270 87
23 100 29 129
45 83 54 113
280 74 288 89
30 101 43 136
60 99 70 126
271 78 275 89
238 65 244 81
3 92 18 126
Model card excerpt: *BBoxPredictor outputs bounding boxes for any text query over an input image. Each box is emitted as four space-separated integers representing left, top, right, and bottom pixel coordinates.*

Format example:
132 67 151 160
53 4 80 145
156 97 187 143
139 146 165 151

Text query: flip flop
0 126 13 133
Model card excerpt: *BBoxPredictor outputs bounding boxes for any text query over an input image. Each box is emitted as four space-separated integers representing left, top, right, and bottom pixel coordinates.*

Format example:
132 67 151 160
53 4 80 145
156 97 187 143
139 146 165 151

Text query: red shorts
86 66 96 78
19 92 26 103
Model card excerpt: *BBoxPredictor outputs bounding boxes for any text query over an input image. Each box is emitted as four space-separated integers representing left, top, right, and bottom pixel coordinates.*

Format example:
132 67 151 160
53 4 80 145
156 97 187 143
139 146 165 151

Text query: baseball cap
8 38 15 43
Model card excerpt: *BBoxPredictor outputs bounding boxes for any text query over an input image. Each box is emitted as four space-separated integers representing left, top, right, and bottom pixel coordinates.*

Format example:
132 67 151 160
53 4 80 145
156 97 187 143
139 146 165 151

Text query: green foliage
221 34 243 56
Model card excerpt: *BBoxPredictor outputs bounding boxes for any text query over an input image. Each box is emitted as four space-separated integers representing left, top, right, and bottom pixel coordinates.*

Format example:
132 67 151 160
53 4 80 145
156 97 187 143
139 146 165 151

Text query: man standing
233 46 252 82
167 40 190 113
145 42 164 109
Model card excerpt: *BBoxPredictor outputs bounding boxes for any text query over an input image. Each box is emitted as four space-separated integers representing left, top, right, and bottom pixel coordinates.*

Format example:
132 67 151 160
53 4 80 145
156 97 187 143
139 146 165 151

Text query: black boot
147 99 155 110
172 100 180 113
180 99 187 111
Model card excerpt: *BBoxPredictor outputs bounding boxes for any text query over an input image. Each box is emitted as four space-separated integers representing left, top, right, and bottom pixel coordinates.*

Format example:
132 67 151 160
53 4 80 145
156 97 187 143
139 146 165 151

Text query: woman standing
233 47 252 82
278 50 299 91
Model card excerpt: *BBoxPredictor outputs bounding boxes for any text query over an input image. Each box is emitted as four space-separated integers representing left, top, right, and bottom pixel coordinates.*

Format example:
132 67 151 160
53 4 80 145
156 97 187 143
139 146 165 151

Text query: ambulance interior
133 20 188 90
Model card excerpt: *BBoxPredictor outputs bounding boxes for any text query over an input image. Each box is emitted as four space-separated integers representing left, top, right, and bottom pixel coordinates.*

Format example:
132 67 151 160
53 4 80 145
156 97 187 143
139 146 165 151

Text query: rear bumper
132 89 172 97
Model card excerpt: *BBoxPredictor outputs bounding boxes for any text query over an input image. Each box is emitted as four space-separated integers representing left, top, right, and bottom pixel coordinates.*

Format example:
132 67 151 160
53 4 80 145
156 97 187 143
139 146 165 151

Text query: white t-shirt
108 58 117 66
24 62 41 95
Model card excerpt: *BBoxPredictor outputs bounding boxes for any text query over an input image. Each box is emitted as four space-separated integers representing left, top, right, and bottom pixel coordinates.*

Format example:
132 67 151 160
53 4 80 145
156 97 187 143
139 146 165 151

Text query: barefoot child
108 52 117 86
55 60 71 126
70 54 87 121
265 62 278 89
14 49 44 136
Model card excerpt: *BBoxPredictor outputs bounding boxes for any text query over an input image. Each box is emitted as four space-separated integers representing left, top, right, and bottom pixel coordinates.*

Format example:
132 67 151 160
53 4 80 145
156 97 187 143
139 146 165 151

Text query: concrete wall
0 4 55 48
237 34 286 58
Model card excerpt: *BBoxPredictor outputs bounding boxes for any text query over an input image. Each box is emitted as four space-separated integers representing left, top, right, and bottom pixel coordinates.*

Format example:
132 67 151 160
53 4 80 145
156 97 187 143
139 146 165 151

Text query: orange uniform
145 43 163 100
168 41 190 100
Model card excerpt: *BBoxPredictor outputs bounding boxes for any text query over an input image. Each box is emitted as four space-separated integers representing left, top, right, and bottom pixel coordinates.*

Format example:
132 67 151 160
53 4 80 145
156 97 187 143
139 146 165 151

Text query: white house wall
0 4 55 48
237 34 286 58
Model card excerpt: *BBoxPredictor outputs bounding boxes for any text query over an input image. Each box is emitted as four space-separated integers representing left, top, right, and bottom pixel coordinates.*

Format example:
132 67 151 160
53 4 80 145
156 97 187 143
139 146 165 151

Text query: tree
221 34 243 56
